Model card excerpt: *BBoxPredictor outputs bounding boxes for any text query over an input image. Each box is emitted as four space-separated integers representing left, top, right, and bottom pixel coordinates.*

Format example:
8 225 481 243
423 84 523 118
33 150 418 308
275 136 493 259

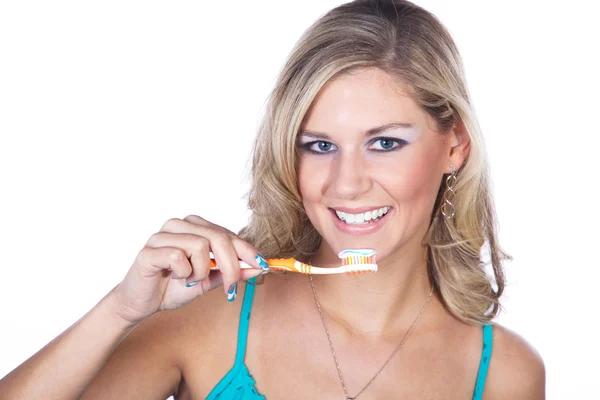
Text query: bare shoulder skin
484 324 546 399
80 284 245 399
172 281 250 399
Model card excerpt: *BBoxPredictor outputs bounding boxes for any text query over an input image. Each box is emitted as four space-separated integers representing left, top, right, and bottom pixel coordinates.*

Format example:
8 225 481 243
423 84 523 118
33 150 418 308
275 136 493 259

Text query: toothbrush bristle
340 253 377 266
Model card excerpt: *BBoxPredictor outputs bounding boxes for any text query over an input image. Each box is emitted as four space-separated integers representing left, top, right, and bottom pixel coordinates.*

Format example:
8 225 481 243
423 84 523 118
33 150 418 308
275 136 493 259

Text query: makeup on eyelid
298 125 421 145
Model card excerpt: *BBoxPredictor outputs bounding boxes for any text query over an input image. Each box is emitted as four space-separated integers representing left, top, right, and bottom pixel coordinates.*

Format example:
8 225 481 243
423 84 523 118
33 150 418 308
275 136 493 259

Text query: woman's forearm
0 288 139 399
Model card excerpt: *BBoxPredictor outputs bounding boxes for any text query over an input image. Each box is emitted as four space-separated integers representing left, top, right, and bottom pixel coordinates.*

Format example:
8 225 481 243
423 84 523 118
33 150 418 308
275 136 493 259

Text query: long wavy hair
238 0 508 325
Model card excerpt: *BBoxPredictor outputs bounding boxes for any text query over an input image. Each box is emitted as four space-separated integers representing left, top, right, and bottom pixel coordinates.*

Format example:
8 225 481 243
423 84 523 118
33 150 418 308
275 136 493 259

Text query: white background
1 1 598 398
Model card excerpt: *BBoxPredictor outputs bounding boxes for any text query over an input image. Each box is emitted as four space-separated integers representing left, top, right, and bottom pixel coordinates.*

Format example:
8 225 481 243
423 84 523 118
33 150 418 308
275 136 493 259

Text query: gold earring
440 164 457 219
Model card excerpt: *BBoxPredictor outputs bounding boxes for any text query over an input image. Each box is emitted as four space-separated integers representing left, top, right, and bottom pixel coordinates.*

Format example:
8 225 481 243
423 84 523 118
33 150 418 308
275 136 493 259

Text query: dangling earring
440 164 457 219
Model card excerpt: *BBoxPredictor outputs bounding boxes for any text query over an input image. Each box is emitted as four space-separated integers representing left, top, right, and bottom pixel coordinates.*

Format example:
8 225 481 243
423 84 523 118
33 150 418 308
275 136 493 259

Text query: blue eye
300 137 407 155
369 137 406 151
317 142 332 151
302 140 337 154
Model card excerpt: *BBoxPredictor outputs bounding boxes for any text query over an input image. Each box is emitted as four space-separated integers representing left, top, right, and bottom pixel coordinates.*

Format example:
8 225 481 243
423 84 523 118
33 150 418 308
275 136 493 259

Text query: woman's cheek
385 152 441 205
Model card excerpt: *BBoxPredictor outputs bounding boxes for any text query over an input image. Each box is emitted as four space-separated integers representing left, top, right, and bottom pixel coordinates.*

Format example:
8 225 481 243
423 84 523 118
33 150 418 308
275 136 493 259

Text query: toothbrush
209 249 377 275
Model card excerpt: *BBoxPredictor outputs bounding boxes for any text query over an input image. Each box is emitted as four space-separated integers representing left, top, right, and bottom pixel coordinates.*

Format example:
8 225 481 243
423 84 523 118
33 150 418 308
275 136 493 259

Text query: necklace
308 274 434 400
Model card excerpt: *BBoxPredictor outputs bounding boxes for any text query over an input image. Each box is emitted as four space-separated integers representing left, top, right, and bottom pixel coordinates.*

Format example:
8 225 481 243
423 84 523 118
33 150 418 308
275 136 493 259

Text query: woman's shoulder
124 280 249 365
81 284 246 398
485 323 545 399
165 281 252 398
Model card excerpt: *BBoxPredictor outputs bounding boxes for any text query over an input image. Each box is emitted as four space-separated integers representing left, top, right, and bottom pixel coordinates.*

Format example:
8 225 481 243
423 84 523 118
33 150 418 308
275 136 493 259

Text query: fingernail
256 254 270 272
186 280 200 287
227 283 237 302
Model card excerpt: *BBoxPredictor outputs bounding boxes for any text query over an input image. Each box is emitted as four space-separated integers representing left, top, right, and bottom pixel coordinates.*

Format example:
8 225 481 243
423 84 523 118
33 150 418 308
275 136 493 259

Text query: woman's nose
330 150 372 200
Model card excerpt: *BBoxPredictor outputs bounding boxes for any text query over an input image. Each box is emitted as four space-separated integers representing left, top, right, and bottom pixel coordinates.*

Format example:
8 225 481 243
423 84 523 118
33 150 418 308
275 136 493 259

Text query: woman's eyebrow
299 122 415 139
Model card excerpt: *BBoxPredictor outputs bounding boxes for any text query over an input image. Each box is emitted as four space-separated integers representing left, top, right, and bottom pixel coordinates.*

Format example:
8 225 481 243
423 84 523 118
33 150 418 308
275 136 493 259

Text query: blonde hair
238 0 508 325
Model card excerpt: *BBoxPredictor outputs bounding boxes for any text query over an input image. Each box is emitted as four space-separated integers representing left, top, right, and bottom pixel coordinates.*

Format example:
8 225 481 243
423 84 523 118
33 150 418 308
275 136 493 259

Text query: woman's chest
178 318 483 399
245 331 481 399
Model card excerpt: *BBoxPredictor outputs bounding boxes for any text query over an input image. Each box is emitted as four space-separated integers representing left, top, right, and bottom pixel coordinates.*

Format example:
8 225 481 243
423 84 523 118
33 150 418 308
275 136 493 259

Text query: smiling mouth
332 207 391 225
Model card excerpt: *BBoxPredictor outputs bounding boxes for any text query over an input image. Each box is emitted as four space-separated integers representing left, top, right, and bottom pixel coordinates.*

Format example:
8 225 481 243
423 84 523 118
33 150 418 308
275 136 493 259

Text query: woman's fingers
135 246 193 280
207 230 242 298
114 246 196 323
175 217 261 263
159 217 264 296
145 232 212 283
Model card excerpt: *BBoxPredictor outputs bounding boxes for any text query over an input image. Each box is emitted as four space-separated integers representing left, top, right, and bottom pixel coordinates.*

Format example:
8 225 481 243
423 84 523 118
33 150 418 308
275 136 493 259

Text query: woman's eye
303 140 337 153
301 138 405 154
369 138 404 151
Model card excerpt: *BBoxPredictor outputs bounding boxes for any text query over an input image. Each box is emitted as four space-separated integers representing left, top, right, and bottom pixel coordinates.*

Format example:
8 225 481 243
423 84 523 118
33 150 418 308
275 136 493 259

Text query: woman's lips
329 207 392 235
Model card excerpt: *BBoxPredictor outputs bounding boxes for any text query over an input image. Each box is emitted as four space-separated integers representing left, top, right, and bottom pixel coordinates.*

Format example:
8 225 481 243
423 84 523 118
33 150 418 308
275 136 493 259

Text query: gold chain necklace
308 274 434 400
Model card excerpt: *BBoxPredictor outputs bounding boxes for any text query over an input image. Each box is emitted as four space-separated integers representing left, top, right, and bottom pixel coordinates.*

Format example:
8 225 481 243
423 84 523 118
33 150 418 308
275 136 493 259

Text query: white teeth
334 207 390 225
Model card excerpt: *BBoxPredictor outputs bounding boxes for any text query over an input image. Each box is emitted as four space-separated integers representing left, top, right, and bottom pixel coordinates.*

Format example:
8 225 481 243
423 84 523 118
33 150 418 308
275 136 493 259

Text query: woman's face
297 67 467 263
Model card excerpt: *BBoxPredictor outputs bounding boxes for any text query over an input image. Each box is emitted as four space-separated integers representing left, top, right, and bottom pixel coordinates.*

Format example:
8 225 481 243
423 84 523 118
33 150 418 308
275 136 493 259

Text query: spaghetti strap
472 324 493 400
206 276 265 400
234 276 258 366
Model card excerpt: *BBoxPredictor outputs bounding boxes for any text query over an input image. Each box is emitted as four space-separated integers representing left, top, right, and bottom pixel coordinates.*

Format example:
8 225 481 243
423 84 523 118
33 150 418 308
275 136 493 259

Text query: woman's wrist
103 286 145 332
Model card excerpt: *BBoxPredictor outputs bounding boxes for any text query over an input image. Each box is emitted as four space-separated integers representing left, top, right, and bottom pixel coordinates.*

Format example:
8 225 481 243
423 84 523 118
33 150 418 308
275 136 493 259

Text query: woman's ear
446 118 471 173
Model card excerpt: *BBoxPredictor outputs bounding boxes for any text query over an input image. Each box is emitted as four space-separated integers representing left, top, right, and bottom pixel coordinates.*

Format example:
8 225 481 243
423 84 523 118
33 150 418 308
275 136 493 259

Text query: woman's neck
307 243 439 337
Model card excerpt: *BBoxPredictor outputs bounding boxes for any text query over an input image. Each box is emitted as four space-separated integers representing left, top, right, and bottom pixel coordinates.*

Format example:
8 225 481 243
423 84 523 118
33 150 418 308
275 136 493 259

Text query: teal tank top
207 277 493 399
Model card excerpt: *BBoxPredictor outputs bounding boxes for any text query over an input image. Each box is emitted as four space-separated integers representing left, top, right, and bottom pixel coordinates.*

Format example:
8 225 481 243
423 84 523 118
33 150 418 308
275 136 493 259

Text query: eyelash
301 137 408 155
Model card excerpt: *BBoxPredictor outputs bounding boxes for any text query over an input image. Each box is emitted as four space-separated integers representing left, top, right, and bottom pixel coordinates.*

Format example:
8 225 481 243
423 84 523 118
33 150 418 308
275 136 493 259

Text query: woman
0 0 545 398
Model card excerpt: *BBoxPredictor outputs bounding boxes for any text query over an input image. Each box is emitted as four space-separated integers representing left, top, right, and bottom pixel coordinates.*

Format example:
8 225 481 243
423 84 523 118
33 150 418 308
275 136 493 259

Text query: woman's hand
111 215 266 324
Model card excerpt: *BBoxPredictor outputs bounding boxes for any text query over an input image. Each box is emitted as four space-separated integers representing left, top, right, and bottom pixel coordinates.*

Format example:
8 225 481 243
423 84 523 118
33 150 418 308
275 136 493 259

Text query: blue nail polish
186 280 200 287
227 283 237 302
256 254 270 271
